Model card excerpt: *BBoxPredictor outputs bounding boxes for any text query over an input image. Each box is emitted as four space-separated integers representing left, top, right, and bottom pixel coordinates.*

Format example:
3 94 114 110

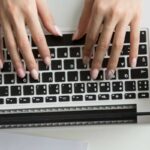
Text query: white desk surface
2 0 150 150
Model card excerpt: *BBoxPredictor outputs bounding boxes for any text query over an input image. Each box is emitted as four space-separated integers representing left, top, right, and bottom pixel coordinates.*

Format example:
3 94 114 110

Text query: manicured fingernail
106 69 115 80
72 29 79 40
44 57 51 66
83 56 89 64
91 69 99 80
54 25 62 36
131 58 137 68
31 69 39 80
18 68 25 78
0 59 3 69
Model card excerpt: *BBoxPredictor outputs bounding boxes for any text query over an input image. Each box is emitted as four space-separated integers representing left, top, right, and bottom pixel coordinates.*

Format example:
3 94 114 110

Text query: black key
67 71 78 81
59 96 70 102
80 71 91 81
19 97 30 104
121 45 130 55
29 74 40 83
70 47 81 57
98 94 109 100
85 95 96 101
6 98 17 104
46 96 57 102
74 83 85 93
23 85 34 95
95 71 104 80
57 48 68 58
36 85 47 95
11 86 21 96
1 62 11 72
6 52 11 60
38 61 49 70
138 93 149 99
118 57 125 68
42 72 53 82
99 82 110 92
102 58 108 68
112 94 123 100
0 75 2 84
50 48 55 58
0 86 9 96
112 82 123 92
32 49 41 58
87 83 98 93
77 59 87 69
62 84 72 94
125 93 136 99
131 69 148 79
118 69 129 80
55 72 65 82
72 95 83 101
0 99 4 104
137 56 148 67
140 31 146 43
139 44 147 54
32 97 43 103
4 74 15 84
17 74 27 84
138 80 149 91
49 84 59 94
51 60 62 70
125 81 136 91
64 59 75 70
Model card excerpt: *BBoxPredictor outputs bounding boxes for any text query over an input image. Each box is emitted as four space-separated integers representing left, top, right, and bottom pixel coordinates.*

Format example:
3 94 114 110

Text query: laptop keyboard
0 29 149 109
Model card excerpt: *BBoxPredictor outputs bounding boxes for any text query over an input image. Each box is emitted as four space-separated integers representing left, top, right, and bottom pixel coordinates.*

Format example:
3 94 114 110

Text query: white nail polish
72 29 79 40
106 69 115 80
54 25 62 36
83 56 89 64
131 58 137 68
0 59 3 69
91 69 99 80
44 57 51 66
31 69 39 80
18 68 25 78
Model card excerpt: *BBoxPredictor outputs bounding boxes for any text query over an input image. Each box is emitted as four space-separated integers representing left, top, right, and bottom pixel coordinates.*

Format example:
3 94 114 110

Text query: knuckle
113 41 123 50
94 1 106 14
19 38 29 51
99 40 109 50
34 34 45 44
110 6 123 18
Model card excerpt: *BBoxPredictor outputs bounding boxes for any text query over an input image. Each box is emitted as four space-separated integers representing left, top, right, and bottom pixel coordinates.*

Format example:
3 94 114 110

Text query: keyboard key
42 72 53 82
85 95 96 101
32 97 43 103
131 69 148 79
80 71 91 81
72 95 83 101
112 94 123 100
140 31 146 42
0 99 4 104
32 49 41 58
0 75 2 84
74 83 85 93
77 59 87 69
138 80 149 91
118 57 125 68
55 72 65 82
98 94 109 100
29 74 40 83
139 44 147 54
19 97 30 104
38 61 49 70
125 93 136 99
137 56 148 67
59 96 70 102
4 74 15 84
67 71 78 81
57 48 68 58
70 47 81 57
51 60 62 70
23 85 34 95
138 93 149 99
11 86 21 96
99 82 110 92
87 83 98 93
46 96 57 102
112 82 123 92
6 98 17 104
36 85 47 95
121 45 130 55
95 71 104 80
1 62 11 72
64 59 75 70
62 84 72 94
17 75 27 84
0 86 9 96
50 48 55 58
118 69 129 80
125 81 136 91
49 84 59 94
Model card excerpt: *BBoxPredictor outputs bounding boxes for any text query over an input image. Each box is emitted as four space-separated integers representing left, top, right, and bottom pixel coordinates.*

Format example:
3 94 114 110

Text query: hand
0 0 62 79
73 0 142 80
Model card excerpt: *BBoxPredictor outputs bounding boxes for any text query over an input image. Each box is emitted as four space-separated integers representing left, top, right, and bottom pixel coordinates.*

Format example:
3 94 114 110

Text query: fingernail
91 69 99 80
31 69 39 80
44 57 51 66
83 56 89 64
18 68 25 78
72 29 79 40
0 59 3 69
106 69 115 80
54 25 62 36
131 58 137 68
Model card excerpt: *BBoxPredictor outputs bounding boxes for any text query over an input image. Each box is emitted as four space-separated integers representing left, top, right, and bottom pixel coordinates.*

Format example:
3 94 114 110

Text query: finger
25 8 51 66
1 18 25 78
0 27 4 69
106 21 128 79
129 15 141 68
72 0 94 40
36 0 62 36
91 20 117 79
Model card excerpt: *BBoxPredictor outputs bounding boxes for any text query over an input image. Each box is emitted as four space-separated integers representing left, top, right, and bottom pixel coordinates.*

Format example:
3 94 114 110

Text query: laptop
0 0 150 128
